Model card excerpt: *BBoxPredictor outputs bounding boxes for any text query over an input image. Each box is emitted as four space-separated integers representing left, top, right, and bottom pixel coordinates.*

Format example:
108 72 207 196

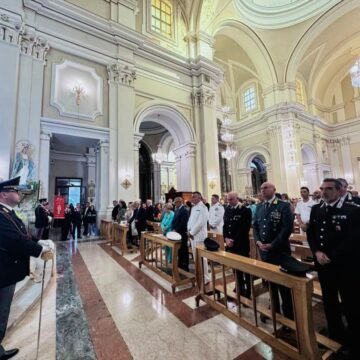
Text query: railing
140 232 195 293
195 247 340 360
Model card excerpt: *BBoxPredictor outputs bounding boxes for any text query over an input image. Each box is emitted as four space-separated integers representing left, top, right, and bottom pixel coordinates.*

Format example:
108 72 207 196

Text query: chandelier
221 144 236 161
350 57 360 87
220 105 236 161
152 144 166 164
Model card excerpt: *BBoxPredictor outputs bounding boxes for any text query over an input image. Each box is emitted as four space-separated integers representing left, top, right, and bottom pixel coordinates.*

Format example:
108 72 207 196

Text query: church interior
1 0 360 359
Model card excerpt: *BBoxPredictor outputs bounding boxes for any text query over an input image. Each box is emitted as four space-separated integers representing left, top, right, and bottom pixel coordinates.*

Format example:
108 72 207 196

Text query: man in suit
172 197 190 271
337 178 360 205
187 191 209 283
111 200 120 221
0 177 52 360
223 192 252 298
34 198 48 239
253 182 294 320
307 178 360 357
82 201 90 236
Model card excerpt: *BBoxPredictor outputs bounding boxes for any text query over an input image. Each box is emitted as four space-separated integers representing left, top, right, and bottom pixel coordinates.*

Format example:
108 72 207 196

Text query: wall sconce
121 178 132 190
73 83 86 105
208 178 216 190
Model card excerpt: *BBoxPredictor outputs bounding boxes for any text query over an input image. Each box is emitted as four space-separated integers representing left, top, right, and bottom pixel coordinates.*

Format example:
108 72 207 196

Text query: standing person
87 205 97 236
111 200 120 221
161 203 174 263
223 192 252 298
337 178 360 205
41 201 53 240
0 177 52 360
82 202 91 236
312 189 322 204
187 191 209 284
71 203 82 239
209 194 225 233
307 178 360 357
61 204 72 241
34 198 48 239
116 200 126 222
253 182 294 320
145 199 155 222
172 197 190 271
294 186 315 234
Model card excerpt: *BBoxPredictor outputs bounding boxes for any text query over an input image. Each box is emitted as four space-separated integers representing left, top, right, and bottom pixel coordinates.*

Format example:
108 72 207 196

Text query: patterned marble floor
3 240 292 360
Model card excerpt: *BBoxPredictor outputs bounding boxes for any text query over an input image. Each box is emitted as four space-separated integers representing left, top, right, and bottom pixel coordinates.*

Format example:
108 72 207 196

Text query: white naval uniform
209 202 225 233
187 201 209 282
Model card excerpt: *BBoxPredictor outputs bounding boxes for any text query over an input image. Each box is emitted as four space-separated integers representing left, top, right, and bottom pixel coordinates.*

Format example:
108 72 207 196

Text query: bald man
253 182 294 320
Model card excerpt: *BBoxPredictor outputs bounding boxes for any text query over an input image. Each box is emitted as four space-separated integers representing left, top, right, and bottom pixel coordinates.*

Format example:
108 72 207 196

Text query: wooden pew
112 223 136 255
146 220 162 234
207 230 225 250
139 232 195 293
100 219 113 241
195 247 340 360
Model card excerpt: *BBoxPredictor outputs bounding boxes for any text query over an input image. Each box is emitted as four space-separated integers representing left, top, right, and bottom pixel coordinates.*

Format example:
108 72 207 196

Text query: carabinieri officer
253 182 294 320
0 177 52 360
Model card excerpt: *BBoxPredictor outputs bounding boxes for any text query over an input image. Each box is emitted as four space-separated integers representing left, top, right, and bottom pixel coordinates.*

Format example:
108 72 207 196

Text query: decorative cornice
133 132 144 151
262 82 296 96
107 62 136 86
172 142 197 158
20 31 49 61
0 9 23 45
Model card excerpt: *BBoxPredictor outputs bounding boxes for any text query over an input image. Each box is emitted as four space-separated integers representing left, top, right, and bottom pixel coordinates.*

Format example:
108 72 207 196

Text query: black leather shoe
0 348 19 360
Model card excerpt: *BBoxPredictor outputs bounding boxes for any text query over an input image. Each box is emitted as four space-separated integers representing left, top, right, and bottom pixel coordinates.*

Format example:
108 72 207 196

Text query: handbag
131 221 138 236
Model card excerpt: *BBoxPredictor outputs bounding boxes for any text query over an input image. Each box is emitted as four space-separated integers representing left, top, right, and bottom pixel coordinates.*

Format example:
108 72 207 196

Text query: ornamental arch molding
134 101 196 148
237 146 271 170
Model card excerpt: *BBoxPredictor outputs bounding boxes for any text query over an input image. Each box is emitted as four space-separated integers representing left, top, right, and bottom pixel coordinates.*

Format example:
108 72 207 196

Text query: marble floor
3 240 295 360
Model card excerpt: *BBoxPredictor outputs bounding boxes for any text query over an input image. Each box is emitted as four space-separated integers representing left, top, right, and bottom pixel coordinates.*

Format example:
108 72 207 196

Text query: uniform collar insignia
273 199 278 205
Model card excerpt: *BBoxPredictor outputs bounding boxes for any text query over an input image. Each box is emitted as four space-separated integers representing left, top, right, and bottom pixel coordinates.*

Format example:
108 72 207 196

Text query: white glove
38 239 55 251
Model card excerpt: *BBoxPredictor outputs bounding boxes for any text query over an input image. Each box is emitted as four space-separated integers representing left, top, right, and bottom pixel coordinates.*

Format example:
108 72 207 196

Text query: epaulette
345 201 360 207
0 206 10 214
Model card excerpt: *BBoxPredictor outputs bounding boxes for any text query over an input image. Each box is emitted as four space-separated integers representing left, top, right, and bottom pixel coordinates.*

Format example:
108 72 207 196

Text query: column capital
172 142 197 159
40 130 52 140
107 61 136 87
133 132 144 151
191 88 216 107
97 139 109 154
20 31 49 62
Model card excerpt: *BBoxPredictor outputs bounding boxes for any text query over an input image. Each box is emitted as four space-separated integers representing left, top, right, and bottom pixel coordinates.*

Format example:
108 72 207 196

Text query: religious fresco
11 140 36 185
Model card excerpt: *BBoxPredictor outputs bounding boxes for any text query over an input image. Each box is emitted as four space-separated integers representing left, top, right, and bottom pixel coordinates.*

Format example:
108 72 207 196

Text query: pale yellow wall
65 0 110 19
42 49 109 128
341 75 356 121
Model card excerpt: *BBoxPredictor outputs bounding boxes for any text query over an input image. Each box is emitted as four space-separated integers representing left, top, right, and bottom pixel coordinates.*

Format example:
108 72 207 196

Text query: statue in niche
88 180 95 198
11 140 35 185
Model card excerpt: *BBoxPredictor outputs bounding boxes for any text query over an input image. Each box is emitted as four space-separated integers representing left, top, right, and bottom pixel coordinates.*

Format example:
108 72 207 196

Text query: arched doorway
134 102 196 198
139 140 152 201
250 156 267 195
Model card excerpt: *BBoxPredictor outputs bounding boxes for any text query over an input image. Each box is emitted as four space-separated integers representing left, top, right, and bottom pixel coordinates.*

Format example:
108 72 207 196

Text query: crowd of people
34 200 98 241
107 177 359 359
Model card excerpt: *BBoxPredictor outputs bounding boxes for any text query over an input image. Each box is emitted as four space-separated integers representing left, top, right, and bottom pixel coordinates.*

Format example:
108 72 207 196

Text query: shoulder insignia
273 199 278 205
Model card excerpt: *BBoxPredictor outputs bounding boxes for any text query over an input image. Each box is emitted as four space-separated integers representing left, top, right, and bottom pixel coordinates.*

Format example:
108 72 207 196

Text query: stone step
7 260 54 334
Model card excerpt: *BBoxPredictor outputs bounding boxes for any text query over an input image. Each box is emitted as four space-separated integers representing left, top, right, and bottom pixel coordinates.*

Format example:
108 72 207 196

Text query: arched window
296 78 305 105
243 85 257 113
151 0 173 38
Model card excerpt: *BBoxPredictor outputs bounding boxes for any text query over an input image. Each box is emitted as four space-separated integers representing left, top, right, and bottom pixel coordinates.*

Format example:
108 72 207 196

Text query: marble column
153 161 161 203
107 62 137 202
237 168 252 197
172 142 197 192
85 150 96 202
15 31 49 183
38 131 51 199
191 88 221 197
339 137 354 185
0 10 22 179
97 140 110 220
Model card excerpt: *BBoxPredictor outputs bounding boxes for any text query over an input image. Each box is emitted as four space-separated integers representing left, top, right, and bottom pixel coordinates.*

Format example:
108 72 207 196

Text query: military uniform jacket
0 204 42 288
253 199 293 263
307 200 360 268
223 204 252 255
35 204 48 228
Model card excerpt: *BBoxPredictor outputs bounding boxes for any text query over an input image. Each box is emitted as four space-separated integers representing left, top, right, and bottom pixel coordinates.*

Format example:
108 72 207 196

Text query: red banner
54 195 65 219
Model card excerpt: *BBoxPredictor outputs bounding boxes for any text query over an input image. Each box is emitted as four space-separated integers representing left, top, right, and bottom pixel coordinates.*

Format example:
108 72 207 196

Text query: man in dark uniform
34 198 48 239
253 182 294 320
0 177 51 360
111 200 120 221
223 192 252 298
172 197 190 271
337 178 360 205
307 178 360 358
